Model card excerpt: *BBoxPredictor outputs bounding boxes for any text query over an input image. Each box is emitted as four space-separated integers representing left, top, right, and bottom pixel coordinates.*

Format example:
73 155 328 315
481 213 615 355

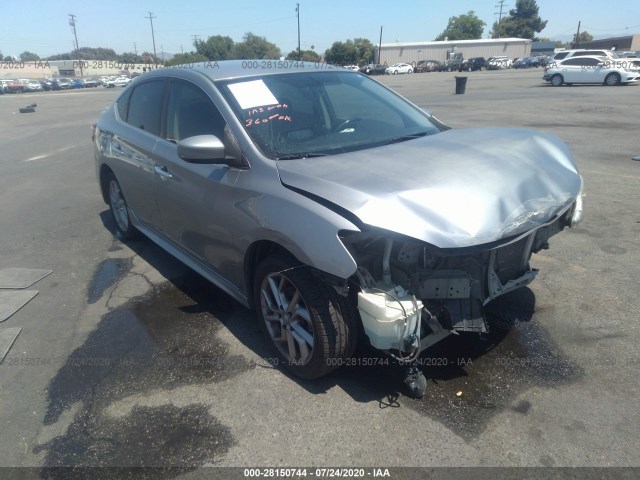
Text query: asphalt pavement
0 69 638 479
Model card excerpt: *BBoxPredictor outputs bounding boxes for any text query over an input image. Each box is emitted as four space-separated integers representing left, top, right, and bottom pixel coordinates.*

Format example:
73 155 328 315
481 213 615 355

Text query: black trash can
455 76 467 94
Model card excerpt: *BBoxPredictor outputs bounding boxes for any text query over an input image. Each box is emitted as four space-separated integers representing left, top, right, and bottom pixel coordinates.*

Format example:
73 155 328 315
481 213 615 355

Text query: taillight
91 123 96 143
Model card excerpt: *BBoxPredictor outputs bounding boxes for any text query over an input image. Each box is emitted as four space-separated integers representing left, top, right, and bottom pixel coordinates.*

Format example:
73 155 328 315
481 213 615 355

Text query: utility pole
494 1 508 38
573 21 581 48
378 26 383 64
296 3 301 60
68 14 83 77
191 34 201 45
146 11 158 68
134 42 138 56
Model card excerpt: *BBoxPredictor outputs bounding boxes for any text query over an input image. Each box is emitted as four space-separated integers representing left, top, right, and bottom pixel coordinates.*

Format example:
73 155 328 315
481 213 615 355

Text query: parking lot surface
0 70 639 477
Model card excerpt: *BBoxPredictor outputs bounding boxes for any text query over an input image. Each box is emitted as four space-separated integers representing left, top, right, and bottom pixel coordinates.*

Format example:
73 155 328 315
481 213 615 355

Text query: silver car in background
93 60 583 396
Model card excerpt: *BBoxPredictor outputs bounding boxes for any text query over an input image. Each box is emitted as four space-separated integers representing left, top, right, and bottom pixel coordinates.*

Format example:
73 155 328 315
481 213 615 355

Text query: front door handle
154 165 173 180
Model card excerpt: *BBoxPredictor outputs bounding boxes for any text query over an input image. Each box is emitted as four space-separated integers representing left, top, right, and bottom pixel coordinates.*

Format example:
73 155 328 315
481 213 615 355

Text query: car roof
140 60 345 82
559 55 607 62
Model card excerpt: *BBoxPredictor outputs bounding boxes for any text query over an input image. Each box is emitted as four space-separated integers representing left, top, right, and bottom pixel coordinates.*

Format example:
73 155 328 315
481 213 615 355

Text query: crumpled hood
276 128 582 248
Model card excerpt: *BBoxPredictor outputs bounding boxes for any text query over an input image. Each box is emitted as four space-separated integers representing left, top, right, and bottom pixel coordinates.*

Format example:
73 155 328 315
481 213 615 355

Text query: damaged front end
339 194 582 361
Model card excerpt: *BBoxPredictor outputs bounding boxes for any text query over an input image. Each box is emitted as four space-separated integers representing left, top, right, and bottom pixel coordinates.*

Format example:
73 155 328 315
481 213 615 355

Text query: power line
494 1 508 38
296 3 301 60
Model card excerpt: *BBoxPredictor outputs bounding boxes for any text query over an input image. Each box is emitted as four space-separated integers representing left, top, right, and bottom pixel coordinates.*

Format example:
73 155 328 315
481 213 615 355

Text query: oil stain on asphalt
36 259 255 474
86 257 132 304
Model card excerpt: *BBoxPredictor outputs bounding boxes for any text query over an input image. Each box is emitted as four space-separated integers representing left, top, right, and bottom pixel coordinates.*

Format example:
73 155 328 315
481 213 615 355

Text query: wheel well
99 165 114 204
243 241 298 309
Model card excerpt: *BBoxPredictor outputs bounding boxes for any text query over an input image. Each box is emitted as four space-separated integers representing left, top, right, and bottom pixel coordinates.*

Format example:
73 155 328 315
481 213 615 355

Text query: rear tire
551 74 563 86
254 255 356 379
106 172 139 239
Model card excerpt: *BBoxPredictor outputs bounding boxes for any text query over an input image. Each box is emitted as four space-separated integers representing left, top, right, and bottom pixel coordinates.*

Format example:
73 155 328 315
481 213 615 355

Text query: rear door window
126 80 166 137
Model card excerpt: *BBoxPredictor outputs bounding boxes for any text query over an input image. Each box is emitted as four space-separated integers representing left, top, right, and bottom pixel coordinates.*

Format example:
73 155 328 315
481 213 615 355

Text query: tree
233 32 280 59
574 31 593 46
324 38 376 66
285 49 320 62
46 47 119 61
353 38 375 64
195 35 235 60
19 51 40 61
118 52 145 64
492 0 547 39
165 52 210 66
325 40 358 65
435 11 485 41
140 52 157 64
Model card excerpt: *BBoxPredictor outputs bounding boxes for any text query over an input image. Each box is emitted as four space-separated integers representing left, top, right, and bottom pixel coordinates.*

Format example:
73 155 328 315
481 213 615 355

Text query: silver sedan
93 60 583 396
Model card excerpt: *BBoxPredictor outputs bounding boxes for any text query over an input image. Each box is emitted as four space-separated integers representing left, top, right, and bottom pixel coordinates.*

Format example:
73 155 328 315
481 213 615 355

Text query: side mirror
177 135 227 164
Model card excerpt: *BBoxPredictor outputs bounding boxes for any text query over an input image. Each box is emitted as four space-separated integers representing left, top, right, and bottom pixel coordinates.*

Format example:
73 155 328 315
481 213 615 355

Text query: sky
2 0 640 58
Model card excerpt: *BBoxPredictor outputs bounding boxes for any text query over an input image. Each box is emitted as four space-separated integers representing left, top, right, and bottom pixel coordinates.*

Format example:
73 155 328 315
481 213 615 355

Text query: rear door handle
154 165 173 180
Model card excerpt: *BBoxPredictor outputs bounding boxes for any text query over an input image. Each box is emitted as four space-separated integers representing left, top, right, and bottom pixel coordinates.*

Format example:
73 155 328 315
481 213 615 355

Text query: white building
377 38 532 65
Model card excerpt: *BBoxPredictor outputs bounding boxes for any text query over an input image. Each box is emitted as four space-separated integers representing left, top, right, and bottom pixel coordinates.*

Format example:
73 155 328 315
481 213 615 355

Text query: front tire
106 172 138 239
254 255 356 379
605 73 621 86
551 74 563 86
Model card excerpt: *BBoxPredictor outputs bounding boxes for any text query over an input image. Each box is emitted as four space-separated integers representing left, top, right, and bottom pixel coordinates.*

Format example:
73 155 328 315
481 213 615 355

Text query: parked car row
355 55 548 74
513 56 550 69
357 50 635 77
0 77 105 93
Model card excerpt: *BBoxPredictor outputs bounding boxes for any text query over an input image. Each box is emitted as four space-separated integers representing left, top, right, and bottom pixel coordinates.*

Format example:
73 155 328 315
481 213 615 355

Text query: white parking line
23 145 77 162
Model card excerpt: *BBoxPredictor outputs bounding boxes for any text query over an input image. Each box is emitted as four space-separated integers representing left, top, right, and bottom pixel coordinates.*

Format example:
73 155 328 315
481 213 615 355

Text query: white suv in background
543 55 639 86
551 49 619 63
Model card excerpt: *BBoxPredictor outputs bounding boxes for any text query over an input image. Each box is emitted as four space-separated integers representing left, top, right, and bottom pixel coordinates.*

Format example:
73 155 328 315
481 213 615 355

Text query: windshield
218 71 440 159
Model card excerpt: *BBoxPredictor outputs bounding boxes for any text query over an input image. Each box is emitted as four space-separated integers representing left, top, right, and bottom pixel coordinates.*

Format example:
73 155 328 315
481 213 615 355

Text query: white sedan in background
103 76 131 88
543 55 639 86
385 63 413 75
